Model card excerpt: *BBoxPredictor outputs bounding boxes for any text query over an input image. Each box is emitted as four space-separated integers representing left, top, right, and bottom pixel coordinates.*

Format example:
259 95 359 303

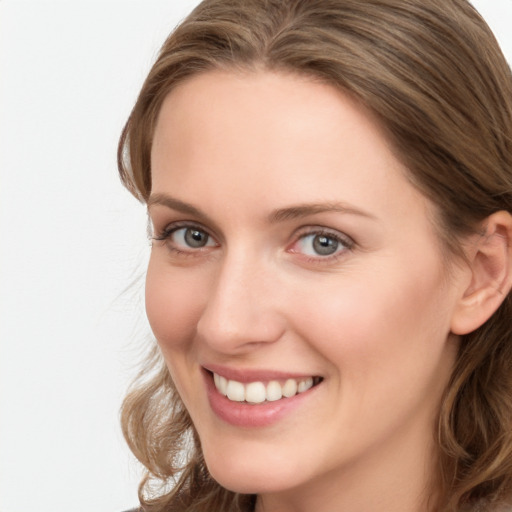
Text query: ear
451 211 512 335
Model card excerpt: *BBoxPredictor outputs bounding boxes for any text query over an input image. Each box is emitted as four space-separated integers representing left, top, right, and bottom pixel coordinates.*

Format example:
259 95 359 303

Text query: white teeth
282 378 298 397
245 382 267 404
214 373 228 396
297 376 313 393
266 381 283 402
213 373 319 403
226 380 245 402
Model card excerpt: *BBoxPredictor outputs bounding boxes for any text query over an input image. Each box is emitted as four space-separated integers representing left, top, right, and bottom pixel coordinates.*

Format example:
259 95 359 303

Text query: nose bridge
196 245 284 351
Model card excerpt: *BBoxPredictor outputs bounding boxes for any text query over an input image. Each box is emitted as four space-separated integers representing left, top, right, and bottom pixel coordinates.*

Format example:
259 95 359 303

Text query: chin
204 452 303 495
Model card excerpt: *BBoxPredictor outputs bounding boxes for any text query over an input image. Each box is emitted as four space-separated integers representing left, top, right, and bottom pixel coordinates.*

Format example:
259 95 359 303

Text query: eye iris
184 228 208 248
313 234 338 255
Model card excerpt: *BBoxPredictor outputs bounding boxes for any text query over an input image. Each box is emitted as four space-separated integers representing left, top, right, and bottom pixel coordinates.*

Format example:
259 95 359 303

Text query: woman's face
147 70 465 507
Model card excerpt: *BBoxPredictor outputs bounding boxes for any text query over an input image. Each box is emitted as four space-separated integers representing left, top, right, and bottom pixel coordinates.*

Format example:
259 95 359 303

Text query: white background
0 1 511 512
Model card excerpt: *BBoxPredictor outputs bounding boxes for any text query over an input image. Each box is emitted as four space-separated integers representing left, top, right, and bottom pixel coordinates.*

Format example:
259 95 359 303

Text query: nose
196 249 286 354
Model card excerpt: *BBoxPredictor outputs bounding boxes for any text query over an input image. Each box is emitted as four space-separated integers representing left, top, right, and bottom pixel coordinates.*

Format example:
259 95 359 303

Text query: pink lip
203 363 315 383
202 367 321 428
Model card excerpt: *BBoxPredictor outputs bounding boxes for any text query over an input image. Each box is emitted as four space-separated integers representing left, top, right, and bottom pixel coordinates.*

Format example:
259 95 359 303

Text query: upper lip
202 363 320 383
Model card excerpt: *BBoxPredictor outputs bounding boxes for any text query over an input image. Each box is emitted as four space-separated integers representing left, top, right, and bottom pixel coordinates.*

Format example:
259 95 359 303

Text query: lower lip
204 371 319 428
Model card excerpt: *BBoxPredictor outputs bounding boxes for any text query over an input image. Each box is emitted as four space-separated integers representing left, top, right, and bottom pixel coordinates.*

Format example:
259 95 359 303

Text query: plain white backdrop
0 1 511 511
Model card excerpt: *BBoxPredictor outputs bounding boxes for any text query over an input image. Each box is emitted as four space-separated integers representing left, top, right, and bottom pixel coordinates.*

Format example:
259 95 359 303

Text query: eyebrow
148 193 207 218
147 193 376 224
268 202 376 223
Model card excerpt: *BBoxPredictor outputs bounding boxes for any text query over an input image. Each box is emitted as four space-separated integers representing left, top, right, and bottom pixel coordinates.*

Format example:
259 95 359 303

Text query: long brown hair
118 1 512 510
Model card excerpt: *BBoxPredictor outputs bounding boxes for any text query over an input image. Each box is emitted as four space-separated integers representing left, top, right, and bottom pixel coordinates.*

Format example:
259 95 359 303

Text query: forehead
152 70 388 150
150 70 431 230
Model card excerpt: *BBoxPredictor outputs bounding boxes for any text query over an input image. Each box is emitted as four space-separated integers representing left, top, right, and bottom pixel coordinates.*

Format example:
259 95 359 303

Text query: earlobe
451 211 512 336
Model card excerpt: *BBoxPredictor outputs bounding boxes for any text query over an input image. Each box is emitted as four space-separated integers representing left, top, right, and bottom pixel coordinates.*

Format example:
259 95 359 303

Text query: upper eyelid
293 225 354 244
147 201 223 239
152 220 217 240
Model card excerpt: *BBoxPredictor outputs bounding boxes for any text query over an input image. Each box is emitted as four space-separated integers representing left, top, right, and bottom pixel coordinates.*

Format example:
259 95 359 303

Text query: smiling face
146 70 465 511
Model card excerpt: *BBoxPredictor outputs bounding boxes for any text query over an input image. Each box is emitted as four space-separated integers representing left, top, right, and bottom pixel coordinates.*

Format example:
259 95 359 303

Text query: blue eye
171 227 215 249
153 224 217 253
294 231 350 258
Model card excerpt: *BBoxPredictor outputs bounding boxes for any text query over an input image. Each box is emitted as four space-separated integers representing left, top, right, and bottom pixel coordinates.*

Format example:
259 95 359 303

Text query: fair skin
145 70 503 512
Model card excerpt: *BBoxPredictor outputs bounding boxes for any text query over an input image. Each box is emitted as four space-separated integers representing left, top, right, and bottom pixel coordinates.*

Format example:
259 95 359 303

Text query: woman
118 1 512 511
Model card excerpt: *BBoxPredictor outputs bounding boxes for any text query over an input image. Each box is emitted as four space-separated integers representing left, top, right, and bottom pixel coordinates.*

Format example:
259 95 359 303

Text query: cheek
145 256 206 348
291 266 457 446
145 258 211 410
294 262 454 386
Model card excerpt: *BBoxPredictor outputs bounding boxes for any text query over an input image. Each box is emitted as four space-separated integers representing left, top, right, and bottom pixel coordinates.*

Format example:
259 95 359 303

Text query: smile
213 372 322 404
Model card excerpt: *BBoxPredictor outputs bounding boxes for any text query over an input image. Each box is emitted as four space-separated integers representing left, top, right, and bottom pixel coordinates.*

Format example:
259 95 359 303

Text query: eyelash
152 222 217 256
152 222 355 263
288 227 354 263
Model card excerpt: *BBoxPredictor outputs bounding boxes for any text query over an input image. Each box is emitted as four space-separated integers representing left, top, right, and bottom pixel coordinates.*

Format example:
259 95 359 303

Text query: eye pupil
313 235 338 255
185 228 208 248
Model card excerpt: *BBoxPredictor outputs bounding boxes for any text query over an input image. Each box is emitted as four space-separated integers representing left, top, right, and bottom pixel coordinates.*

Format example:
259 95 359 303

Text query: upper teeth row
213 373 314 404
